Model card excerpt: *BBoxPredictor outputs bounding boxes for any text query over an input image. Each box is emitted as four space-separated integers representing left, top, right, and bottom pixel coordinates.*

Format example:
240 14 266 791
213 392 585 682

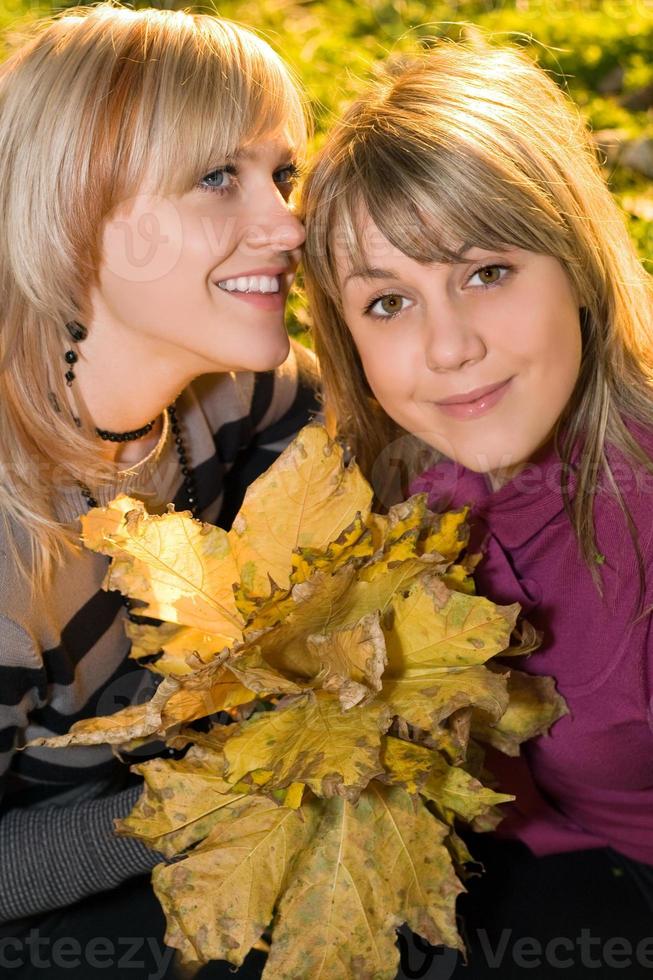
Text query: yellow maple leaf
153 795 316 967
420 506 471 562
223 691 391 801
290 514 374 585
375 573 516 734
380 735 513 822
126 620 230 676
307 610 387 709
264 785 464 980
228 424 373 598
81 496 244 640
115 742 246 858
226 645 306 696
24 676 182 748
385 573 519 673
471 666 569 755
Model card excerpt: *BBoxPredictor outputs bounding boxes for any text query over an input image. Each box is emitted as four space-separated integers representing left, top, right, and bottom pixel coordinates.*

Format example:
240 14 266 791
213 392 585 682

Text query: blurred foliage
0 0 650 342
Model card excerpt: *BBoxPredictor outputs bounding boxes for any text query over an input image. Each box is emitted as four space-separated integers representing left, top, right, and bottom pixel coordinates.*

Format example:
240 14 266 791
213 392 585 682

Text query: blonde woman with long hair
0 4 318 976
300 42 653 978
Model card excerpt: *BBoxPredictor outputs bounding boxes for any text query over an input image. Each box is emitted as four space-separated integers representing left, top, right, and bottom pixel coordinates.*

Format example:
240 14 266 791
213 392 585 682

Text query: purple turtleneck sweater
410 419 653 866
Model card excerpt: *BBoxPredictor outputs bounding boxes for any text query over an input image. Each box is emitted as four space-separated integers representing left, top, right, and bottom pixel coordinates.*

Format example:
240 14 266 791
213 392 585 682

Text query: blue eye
199 165 237 194
274 163 300 186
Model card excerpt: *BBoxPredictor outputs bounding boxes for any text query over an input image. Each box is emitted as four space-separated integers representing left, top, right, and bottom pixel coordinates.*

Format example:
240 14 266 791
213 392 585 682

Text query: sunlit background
2 0 651 339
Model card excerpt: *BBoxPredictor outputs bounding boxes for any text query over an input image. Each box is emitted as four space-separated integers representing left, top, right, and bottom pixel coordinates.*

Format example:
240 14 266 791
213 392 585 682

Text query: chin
244 334 291 373
233 334 290 372
199 333 291 375
456 444 529 476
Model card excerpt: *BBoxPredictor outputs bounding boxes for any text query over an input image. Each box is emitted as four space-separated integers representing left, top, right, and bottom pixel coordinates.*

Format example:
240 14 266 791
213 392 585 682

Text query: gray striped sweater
0 342 319 925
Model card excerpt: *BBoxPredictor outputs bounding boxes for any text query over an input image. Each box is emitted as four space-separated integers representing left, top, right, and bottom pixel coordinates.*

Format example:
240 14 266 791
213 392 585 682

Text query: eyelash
362 263 513 321
197 162 301 196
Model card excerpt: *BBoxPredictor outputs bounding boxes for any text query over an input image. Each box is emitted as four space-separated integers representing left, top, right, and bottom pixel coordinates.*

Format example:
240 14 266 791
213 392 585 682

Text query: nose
243 189 305 254
423 305 487 373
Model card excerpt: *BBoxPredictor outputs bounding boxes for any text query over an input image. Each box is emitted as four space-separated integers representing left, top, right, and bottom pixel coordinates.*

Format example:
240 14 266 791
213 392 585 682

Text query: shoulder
0 613 42 668
595 418 653 610
0 523 44 673
256 340 321 436
598 418 653 545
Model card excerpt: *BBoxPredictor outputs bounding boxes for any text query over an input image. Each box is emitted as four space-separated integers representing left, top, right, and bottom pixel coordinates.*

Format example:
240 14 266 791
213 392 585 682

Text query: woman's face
337 209 583 488
88 131 304 378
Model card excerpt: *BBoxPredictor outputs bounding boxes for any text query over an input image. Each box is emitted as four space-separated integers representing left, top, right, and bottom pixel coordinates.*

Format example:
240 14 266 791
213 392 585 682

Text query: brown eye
474 265 503 286
365 292 410 319
379 294 402 314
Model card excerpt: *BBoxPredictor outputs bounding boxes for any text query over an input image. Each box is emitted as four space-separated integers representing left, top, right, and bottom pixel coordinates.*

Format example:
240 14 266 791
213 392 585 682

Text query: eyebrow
226 144 297 164
344 267 402 287
343 249 473 287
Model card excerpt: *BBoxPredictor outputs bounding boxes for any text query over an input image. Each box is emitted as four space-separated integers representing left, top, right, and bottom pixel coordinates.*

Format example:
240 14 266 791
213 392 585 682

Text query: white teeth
217 275 281 294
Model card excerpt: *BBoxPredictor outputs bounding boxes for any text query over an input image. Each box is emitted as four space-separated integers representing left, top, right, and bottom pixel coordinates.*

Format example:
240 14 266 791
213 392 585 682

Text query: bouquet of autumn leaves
31 424 566 979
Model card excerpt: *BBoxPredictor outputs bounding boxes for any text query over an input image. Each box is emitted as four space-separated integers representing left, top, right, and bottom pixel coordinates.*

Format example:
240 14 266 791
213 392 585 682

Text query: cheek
535 301 583 389
100 198 188 289
354 327 413 397
503 292 581 372
98 208 225 327
181 207 238 267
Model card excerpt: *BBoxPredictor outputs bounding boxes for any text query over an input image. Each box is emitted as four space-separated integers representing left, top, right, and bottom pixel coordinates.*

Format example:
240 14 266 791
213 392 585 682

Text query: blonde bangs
48 7 308 203
144 18 309 197
308 93 582 318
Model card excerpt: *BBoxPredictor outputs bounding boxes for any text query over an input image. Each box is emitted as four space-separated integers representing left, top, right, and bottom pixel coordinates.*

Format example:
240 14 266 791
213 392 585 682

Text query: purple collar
410 416 653 551
410 432 581 550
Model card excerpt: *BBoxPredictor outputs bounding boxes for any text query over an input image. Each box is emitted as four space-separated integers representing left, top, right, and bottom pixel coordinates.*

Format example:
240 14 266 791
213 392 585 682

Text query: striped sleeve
0 616 46 800
0 783 165 924
217 340 321 528
0 616 165 923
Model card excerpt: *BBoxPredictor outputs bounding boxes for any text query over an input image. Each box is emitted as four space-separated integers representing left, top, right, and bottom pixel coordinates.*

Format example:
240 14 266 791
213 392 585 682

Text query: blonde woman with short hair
0 5 318 974
300 41 653 978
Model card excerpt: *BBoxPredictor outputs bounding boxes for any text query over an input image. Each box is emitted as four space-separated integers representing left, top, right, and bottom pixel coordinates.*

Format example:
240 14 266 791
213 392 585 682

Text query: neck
486 465 521 493
70 306 207 465
107 413 166 467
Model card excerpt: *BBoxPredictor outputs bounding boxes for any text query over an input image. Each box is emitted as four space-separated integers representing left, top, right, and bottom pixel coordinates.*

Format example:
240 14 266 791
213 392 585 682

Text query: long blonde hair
299 40 653 621
0 2 309 596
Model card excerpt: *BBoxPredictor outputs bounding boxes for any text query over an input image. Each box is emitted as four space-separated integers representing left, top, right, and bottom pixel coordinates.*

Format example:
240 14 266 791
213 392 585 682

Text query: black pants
2 833 652 979
0 875 266 980
397 832 653 979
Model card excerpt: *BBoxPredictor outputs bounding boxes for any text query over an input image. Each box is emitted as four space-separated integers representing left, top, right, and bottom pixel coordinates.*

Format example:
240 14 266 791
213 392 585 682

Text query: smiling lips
216 266 290 293
215 267 290 310
435 377 513 420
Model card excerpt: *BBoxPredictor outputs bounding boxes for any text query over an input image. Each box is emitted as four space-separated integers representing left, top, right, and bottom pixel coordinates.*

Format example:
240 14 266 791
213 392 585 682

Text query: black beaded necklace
79 400 199 623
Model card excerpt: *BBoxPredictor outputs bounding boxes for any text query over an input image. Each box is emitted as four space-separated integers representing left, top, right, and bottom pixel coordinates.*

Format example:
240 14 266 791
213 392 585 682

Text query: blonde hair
299 40 653 621
0 2 309 596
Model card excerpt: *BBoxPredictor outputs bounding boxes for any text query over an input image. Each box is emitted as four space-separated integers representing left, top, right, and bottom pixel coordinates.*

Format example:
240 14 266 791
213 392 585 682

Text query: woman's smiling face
337 209 583 489
89 131 305 379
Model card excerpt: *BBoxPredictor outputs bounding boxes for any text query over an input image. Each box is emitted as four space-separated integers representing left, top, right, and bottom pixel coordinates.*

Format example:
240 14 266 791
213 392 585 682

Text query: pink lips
436 377 512 420
214 267 291 311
